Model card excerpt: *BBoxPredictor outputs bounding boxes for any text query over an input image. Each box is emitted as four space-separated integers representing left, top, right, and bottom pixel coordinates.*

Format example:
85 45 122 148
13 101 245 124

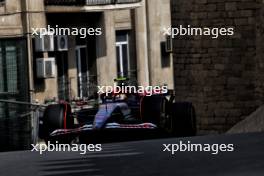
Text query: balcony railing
45 0 142 6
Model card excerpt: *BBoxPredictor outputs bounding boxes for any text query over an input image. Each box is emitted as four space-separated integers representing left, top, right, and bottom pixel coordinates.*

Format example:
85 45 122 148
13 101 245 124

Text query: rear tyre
168 102 196 136
140 95 168 125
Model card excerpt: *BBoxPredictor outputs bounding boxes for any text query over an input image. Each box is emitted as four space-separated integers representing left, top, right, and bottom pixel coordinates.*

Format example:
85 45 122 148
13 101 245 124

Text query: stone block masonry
171 0 264 134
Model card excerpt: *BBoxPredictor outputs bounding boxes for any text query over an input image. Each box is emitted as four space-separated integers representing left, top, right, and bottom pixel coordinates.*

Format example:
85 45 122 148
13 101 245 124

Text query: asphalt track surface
0 132 264 176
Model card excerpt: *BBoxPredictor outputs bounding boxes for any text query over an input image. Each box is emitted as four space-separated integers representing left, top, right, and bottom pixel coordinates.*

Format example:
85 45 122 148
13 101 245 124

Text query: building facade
0 0 173 102
0 0 173 150
0 0 174 103
3 0 264 143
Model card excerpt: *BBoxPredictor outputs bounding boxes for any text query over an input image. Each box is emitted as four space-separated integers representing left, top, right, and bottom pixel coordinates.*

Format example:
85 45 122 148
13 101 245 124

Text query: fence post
31 109 40 145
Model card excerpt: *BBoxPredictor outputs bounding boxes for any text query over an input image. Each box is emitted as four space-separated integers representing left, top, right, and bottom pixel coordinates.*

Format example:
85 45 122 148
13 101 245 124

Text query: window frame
0 38 28 99
0 0 5 6
116 32 130 78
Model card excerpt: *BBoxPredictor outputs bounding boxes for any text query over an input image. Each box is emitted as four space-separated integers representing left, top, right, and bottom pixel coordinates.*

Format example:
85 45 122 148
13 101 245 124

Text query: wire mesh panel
58 75 98 100
0 39 31 151
86 0 113 5
58 75 70 101
45 0 85 5
0 102 32 151
44 0 141 5
77 74 98 98
115 0 141 4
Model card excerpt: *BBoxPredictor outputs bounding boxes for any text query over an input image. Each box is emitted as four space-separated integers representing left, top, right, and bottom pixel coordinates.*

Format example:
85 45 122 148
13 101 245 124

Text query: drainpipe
25 0 34 103
145 0 151 86
24 0 37 145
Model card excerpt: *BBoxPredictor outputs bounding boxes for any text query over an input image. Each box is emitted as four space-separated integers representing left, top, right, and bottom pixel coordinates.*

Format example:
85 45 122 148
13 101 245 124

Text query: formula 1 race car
39 91 196 144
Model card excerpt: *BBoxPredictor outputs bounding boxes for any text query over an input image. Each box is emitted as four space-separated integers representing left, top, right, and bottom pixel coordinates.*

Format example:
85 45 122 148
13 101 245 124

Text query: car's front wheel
39 103 74 144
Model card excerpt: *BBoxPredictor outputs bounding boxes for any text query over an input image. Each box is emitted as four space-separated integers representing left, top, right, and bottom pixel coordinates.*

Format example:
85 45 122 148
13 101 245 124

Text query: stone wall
171 0 264 134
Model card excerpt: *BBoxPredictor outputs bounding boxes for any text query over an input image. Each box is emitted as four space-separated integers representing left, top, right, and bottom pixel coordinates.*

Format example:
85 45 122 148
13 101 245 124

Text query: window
116 31 130 78
75 45 89 98
0 46 17 94
0 40 28 97
0 39 29 119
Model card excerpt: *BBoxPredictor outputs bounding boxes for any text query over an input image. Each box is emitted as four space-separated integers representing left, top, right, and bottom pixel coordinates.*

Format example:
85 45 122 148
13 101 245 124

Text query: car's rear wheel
140 95 168 125
167 102 196 136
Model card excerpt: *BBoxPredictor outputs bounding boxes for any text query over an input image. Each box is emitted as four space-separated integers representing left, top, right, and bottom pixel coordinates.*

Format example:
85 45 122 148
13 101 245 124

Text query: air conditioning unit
35 35 54 52
165 35 173 53
56 35 68 51
36 58 56 78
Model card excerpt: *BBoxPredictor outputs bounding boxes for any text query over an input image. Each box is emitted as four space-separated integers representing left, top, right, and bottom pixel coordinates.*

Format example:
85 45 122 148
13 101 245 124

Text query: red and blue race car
39 91 196 144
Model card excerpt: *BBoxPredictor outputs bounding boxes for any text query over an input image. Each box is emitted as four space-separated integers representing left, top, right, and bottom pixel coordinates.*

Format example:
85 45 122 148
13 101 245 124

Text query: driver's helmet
114 93 128 101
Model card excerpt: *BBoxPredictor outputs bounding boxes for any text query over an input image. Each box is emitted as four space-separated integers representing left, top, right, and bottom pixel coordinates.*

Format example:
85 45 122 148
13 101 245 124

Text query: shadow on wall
160 41 171 68
171 0 262 134
227 105 264 134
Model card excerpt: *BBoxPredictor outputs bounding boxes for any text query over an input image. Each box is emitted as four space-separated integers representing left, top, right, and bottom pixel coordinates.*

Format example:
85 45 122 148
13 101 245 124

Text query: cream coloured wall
0 0 174 103
145 0 174 89
96 11 118 87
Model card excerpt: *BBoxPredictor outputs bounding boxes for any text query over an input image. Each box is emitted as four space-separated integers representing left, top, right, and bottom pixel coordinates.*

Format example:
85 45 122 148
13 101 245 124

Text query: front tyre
39 103 74 144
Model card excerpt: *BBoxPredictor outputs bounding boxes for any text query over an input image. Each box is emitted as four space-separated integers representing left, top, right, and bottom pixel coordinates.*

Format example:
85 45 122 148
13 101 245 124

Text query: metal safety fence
0 39 33 152
0 100 44 152
58 74 98 101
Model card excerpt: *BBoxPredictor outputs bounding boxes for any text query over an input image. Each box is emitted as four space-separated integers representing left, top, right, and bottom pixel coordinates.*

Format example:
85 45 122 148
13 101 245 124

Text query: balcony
45 0 142 12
